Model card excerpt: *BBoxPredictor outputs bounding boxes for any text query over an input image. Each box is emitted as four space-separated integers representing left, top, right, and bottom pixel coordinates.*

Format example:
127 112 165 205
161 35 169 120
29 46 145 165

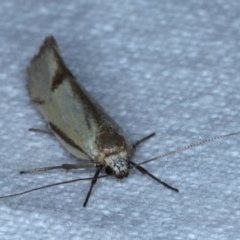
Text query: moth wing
27 36 100 161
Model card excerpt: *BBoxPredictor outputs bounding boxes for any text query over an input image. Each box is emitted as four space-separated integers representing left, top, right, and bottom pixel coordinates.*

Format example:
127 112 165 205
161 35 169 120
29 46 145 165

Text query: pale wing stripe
49 122 92 160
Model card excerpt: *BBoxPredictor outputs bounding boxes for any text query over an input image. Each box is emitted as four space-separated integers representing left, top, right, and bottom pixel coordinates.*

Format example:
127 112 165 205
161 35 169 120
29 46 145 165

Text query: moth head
104 152 129 179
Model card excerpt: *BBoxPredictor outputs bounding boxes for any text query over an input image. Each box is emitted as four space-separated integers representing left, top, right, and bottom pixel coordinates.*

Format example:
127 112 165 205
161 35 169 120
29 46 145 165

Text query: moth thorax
104 151 129 179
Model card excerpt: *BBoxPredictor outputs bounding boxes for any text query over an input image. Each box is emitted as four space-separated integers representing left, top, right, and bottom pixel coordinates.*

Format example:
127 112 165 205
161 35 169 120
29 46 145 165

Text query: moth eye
105 166 114 175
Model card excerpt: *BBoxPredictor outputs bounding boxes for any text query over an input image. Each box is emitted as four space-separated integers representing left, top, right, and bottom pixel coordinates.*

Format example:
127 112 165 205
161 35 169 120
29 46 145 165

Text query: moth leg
129 160 178 192
20 163 95 174
29 128 53 135
133 132 156 149
83 166 103 207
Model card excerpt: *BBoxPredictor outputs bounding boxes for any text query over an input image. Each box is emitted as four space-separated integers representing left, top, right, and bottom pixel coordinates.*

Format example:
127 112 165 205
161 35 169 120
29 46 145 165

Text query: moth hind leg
20 163 96 174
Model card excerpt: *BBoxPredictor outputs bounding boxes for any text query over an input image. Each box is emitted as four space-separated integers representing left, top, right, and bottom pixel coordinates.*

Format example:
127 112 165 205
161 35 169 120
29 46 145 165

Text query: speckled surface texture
1 1 240 239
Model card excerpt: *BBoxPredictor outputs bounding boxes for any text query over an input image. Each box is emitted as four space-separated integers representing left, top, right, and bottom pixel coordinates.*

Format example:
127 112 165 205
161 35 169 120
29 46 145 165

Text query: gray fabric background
0 1 240 239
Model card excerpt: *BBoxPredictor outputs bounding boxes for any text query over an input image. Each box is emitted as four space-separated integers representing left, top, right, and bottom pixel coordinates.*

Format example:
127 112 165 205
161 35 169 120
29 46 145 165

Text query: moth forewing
27 36 133 178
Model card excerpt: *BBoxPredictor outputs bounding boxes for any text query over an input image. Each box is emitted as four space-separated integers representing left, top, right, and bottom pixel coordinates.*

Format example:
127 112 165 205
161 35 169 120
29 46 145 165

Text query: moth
24 36 178 206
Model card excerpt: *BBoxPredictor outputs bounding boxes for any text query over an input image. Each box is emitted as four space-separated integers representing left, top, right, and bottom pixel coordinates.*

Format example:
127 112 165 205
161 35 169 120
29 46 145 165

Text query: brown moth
24 36 177 206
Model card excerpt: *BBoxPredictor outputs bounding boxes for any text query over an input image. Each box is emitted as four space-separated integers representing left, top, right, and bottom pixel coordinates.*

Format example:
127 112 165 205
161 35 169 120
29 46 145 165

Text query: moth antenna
20 163 96 174
138 130 240 166
0 175 107 200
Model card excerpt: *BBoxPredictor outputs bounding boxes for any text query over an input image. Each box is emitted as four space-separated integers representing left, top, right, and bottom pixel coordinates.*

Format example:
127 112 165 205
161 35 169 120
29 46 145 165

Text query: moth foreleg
133 132 156 149
129 160 178 192
83 166 103 207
